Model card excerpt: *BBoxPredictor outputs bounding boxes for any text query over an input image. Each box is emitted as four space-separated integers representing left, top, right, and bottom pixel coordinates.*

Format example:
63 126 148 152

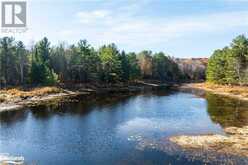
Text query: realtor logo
2 1 26 27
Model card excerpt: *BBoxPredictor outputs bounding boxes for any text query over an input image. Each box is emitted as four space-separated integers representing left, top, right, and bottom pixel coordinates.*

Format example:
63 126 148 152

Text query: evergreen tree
0 37 17 86
99 44 122 83
127 52 141 81
207 35 248 85
152 52 170 82
207 49 227 84
0 36 199 87
119 51 129 82
31 37 58 85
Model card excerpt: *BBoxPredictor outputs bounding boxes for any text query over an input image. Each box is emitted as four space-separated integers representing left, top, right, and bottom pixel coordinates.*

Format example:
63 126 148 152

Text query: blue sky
2 0 248 57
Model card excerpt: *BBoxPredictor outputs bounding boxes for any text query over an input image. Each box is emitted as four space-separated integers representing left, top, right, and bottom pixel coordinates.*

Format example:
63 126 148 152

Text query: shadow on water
29 93 139 117
0 110 28 125
0 90 174 124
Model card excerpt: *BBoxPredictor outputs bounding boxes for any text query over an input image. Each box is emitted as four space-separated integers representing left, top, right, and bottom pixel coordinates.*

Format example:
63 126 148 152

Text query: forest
207 35 248 85
0 37 205 88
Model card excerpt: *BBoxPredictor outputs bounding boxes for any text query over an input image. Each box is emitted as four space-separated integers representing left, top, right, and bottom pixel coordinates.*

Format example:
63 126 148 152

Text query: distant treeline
176 58 207 82
0 37 203 88
207 35 248 85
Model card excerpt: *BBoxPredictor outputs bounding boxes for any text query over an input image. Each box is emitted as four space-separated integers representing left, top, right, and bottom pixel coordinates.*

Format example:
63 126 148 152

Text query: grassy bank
0 82 163 112
173 82 248 158
0 86 84 112
0 87 63 103
170 126 248 158
181 83 248 101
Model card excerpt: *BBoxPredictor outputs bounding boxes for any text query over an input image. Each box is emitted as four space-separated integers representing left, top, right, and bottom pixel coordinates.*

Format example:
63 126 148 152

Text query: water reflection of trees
0 94 136 124
0 110 28 125
206 93 248 127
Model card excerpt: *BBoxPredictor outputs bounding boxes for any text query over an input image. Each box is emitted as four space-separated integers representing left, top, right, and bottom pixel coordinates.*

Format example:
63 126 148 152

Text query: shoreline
171 82 248 158
0 83 164 113
0 89 85 113
180 83 248 102
2 82 248 113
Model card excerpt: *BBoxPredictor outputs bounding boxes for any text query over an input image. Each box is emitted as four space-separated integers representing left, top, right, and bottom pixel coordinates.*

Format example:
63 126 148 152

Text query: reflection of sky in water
117 93 224 140
118 117 167 134
115 94 244 164
117 116 223 139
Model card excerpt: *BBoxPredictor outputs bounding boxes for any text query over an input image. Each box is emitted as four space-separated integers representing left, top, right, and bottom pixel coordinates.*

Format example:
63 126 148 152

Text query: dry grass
170 126 248 157
0 87 62 101
191 83 248 98
0 95 6 103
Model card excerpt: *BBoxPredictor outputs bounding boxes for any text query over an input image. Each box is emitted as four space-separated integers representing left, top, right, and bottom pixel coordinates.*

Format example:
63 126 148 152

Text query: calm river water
0 90 248 165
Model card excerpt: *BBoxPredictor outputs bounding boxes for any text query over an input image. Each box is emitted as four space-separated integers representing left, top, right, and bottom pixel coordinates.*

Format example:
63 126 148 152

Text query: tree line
176 58 207 82
0 37 191 88
207 35 248 85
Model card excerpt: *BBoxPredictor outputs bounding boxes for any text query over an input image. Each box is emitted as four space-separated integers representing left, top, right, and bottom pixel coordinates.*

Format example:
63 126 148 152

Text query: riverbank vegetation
196 34 248 99
182 83 248 102
172 34 248 161
0 37 203 89
0 87 62 103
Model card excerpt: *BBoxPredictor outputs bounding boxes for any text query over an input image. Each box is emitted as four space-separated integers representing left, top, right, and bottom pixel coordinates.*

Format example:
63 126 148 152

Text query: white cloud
80 10 248 48
4 0 248 55
76 10 111 24
59 30 74 36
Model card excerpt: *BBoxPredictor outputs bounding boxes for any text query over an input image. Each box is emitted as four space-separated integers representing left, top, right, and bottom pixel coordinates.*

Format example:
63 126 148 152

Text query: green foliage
99 44 122 83
152 53 183 82
152 52 170 82
16 41 29 84
207 35 248 85
0 36 195 88
31 59 58 85
31 38 58 85
207 49 227 84
66 40 101 83
119 51 129 82
0 37 17 86
127 52 141 80
50 43 68 82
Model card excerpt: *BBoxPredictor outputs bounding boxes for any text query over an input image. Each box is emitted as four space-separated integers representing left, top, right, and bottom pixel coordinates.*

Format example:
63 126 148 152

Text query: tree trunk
20 64 24 84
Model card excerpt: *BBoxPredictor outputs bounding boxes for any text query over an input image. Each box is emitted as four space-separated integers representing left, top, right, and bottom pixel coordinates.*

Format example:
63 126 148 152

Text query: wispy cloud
68 7 248 49
76 10 111 24
3 0 248 57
